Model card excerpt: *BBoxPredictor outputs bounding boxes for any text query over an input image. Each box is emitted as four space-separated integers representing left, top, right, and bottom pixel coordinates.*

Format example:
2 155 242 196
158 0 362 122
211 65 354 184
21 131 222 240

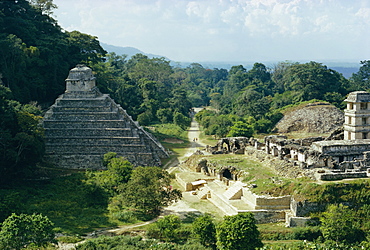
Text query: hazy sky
53 0 370 63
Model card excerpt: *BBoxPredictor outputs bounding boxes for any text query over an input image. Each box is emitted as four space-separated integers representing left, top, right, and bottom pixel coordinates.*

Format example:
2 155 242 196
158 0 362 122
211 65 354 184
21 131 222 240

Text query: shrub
192 214 216 248
57 235 83 243
173 112 191 130
137 111 153 126
0 213 56 250
292 226 322 241
147 215 182 242
216 213 263 250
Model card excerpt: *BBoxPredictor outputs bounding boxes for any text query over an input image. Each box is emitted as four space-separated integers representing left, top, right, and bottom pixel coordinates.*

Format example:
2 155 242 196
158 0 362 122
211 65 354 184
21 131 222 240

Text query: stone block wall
290 199 325 217
245 210 286 224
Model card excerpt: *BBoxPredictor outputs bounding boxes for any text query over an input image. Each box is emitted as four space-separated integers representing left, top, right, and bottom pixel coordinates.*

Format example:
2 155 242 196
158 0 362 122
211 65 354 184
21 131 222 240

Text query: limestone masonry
43 64 168 169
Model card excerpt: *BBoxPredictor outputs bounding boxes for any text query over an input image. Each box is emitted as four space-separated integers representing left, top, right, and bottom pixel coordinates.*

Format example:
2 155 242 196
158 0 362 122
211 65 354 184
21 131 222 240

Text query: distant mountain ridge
101 43 168 60
101 43 359 78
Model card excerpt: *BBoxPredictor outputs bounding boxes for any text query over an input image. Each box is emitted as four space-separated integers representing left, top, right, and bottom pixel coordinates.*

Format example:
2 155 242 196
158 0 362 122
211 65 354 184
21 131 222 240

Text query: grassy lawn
207 154 275 178
262 240 305 249
161 141 191 160
198 131 218 145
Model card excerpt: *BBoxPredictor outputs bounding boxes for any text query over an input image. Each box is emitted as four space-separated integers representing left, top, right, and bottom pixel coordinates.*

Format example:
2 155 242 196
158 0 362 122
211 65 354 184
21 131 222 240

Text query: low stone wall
290 198 326 217
287 216 311 227
208 191 238 216
241 189 257 209
241 188 291 210
255 195 291 210
240 210 286 224
175 173 193 191
317 171 368 180
175 172 216 191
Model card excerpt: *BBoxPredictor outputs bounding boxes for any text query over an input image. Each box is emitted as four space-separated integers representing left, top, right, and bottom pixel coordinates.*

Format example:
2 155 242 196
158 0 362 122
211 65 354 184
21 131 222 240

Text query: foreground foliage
192 214 217 249
320 204 366 244
119 166 182 217
147 214 189 243
76 235 211 250
0 86 44 186
0 213 55 250
216 213 263 250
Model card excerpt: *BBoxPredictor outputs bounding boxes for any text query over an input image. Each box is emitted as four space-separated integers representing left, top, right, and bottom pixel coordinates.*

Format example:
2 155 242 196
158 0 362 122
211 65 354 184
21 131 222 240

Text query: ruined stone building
203 91 370 181
43 65 168 169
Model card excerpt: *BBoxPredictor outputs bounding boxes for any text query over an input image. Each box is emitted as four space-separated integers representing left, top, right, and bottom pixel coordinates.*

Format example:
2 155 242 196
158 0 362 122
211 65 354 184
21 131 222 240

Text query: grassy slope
1 173 117 235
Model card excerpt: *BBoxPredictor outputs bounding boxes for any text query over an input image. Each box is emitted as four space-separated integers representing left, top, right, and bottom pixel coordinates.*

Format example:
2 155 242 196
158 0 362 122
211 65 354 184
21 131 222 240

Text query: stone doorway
222 169 232 180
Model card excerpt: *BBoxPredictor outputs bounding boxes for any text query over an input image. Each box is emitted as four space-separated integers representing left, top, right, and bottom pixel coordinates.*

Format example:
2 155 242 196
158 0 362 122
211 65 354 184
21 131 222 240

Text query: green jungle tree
350 60 370 91
147 214 182 242
192 214 216 249
86 152 133 195
0 213 55 250
173 112 191 130
227 121 254 137
320 204 365 245
216 213 263 250
119 166 182 217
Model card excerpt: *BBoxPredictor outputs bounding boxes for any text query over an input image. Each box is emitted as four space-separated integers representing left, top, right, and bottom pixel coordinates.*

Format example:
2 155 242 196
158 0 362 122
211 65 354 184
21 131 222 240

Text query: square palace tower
344 91 370 140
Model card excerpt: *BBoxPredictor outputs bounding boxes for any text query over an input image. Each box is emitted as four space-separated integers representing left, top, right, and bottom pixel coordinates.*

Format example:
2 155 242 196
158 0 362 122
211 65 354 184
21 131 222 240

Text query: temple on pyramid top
43 65 169 169
65 64 96 92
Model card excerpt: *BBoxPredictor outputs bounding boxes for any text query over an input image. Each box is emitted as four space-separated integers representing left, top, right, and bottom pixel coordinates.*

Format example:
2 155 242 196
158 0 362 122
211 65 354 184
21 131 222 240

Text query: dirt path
184 107 207 156
164 108 207 170
183 118 206 158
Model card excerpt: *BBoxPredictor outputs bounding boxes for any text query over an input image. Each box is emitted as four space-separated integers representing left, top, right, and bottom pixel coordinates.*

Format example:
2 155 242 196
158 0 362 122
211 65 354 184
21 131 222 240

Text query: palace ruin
203 91 370 181
174 91 370 224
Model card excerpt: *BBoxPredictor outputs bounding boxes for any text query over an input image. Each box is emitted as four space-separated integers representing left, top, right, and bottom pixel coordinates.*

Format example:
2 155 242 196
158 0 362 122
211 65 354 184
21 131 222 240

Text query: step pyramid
43 64 168 169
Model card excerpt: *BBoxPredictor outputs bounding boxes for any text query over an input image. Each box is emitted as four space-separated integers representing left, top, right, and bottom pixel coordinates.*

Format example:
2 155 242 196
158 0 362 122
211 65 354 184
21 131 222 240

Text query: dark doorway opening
222 169 232 180
339 156 344 163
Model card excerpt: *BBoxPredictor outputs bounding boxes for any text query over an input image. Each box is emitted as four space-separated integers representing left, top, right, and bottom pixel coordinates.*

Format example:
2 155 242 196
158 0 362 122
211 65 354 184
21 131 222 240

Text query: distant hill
329 66 358 78
100 43 360 77
101 43 168 60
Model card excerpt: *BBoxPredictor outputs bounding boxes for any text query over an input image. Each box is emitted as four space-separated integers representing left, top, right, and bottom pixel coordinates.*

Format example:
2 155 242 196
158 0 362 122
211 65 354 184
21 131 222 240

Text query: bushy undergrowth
76 235 211 250
56 235 83 243
296 180 370 204
260 226 321 241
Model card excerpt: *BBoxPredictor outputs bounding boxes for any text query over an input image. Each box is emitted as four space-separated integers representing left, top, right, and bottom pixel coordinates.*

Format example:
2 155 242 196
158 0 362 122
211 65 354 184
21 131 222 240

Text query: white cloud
53 0 370 62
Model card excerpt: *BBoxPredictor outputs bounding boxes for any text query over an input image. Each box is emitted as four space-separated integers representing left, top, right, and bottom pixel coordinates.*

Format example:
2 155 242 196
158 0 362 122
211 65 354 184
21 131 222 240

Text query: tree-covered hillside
0 0 106 105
